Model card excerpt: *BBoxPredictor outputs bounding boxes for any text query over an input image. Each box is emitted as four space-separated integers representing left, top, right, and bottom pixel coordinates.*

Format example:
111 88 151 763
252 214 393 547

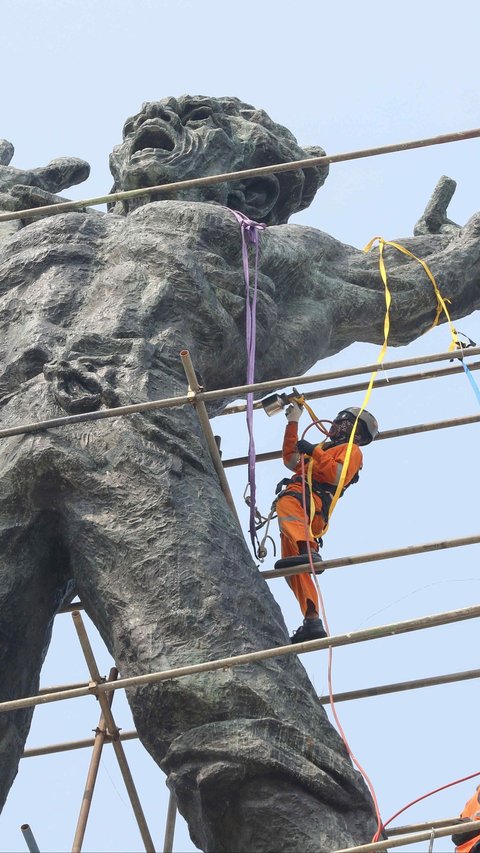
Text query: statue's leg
0 508 73 813
61 420 376 852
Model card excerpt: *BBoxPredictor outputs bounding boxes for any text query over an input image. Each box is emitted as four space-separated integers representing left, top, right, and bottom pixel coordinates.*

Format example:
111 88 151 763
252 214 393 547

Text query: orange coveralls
452 787 480 853
276 421 363 616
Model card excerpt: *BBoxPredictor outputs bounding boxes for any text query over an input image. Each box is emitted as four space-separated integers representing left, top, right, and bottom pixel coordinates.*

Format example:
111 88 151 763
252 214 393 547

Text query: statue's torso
0 200 342 432
0 203 250 418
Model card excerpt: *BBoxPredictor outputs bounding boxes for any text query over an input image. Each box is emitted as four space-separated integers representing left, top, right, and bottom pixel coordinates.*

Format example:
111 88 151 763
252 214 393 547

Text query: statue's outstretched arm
0 139 90 221
261 179 480 379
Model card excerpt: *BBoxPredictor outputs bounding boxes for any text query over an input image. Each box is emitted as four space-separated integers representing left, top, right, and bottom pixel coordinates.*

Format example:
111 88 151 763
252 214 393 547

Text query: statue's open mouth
131 126 175 157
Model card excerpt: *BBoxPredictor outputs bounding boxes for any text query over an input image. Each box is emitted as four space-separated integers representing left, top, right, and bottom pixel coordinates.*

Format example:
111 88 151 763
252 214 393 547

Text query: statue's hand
414 175 461 236
0 138 90 216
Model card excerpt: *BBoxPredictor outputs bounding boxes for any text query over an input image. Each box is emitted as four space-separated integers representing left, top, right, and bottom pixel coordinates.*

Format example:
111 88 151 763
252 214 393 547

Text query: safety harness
275 467 360 529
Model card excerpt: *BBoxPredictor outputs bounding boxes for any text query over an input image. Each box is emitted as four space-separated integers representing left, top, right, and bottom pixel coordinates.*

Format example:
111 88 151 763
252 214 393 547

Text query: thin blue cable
461 361 480 406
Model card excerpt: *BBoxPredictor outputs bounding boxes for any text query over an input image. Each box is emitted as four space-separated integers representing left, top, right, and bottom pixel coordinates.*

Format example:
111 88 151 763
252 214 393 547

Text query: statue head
108 96 328 224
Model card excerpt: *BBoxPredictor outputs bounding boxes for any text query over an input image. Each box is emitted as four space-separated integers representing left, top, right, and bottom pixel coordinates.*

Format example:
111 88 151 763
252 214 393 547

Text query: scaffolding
0 341 479 852
1 130 480 853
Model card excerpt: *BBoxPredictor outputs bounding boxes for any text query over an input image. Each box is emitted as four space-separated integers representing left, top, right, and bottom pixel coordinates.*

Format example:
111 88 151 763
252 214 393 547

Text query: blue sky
1 1 480 851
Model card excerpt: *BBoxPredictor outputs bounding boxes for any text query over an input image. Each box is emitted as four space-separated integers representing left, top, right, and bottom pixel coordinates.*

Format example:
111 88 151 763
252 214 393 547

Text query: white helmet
333 407 379 445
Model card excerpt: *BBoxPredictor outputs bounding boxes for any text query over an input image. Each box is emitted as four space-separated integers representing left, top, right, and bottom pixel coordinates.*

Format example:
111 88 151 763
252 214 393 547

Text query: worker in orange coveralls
274 400 378 643
452 786 480 853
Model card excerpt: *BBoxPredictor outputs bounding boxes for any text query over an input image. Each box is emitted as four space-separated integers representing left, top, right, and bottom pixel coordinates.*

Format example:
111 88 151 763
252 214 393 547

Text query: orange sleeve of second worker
282 422 299 466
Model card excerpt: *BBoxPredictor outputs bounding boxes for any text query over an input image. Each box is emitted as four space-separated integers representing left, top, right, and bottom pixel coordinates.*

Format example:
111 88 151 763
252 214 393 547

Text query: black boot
290 617 327 644
274 551 323 571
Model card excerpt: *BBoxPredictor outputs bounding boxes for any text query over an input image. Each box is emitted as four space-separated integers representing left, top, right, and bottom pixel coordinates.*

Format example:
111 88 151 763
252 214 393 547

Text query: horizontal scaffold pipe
59 534 480 614
38 679 89 695
1 128 479 223
222 359 480 415
60 601 84 614
388 817 462 837
0 347 478 441
23 730 139 759
224 413 480 469
333 818 480 853
261 533 480 580
320 666 480 704
23 665 480 759
2 604 480 715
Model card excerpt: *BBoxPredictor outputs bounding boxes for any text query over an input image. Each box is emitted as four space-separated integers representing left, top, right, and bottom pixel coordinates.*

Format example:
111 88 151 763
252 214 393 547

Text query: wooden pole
21 661 480 761
71 612 156 853
0 345 477 441
333 817 480 853
180 349 240 525
57 531 480 612
224 413 480 468
71 668 118 852
320 666 480 704
261 533 480 580
387 817 462 836
1 127 479 222
23 730 138 759
221 359 480 415
2 604 480 714
21 663 480 759
162 792 177 853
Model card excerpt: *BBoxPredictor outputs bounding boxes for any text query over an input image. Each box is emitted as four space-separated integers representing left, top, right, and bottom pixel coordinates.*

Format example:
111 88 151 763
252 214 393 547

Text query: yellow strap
306 456 316 530
322 371 378 535
292 395 322 427
320 237 393 535
324 236 460 534
364 236 460 350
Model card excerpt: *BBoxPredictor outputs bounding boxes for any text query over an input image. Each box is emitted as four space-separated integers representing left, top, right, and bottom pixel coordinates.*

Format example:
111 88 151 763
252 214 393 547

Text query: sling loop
364 237 460 344
231 210 266 555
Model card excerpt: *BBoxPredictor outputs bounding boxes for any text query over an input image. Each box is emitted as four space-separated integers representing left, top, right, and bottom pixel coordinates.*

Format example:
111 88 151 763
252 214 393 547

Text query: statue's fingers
0 140 14 167
30 157 90 193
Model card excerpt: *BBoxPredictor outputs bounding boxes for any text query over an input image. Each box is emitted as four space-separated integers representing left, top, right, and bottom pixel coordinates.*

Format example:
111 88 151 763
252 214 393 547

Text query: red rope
298 420 385 839
296 420 479 842
373 770 480 841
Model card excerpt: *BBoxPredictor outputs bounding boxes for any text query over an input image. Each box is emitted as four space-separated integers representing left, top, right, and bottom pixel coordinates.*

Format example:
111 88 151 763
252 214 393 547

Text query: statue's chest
0 230 160 340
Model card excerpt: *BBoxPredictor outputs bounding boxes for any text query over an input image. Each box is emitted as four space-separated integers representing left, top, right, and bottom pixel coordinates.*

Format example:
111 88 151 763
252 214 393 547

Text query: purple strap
232 210 266 552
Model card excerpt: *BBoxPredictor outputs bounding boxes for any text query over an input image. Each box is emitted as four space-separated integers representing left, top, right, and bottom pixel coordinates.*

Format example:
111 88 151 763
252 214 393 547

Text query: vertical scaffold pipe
20 825 40 853
71 668 118 852
71 612 156 853
162 792 177 853
180 349 240 524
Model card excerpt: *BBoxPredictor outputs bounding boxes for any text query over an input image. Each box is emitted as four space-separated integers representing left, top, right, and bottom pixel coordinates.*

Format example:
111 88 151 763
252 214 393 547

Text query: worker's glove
285 400 303 423
297 439 316 455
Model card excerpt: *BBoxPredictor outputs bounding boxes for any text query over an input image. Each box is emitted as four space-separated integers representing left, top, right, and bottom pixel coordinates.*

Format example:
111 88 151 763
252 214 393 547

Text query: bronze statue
0 96 478 852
